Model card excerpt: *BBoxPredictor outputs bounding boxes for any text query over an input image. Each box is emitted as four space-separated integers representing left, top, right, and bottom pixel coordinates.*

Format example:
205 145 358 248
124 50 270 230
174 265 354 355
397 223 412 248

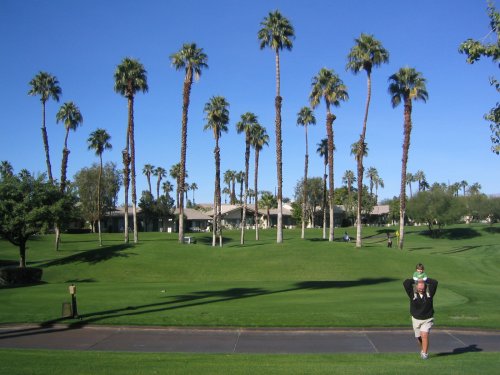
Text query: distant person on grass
403 277 438 360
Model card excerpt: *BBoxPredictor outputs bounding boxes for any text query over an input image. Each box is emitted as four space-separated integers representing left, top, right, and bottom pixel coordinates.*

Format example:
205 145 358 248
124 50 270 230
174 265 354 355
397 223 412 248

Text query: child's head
416 263 425 273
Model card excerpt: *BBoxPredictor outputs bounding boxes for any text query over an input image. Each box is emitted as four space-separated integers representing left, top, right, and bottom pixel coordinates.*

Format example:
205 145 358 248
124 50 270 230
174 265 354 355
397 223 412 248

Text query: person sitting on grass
343 231 350 242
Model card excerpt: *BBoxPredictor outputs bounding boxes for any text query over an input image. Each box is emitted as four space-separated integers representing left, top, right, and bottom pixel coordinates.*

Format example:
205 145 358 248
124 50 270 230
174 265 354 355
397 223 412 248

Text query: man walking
403 277 438 359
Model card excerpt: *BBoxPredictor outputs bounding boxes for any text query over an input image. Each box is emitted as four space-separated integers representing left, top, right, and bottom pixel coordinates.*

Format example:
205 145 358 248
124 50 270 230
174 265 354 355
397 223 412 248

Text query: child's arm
422 272 428 281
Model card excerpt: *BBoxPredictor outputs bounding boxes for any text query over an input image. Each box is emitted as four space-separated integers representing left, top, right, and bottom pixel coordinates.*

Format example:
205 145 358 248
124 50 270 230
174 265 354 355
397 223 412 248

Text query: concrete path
1 325 500 354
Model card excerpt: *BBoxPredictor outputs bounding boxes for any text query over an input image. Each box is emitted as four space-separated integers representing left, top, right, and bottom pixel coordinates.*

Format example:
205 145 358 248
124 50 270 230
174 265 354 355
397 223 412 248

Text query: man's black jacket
403 278 438 320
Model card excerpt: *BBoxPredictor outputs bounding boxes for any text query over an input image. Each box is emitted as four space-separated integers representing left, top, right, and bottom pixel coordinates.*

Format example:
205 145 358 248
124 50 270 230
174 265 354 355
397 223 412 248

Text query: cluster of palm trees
28 71 113 248
257 11 427 250
142 163 198 207
27 9 431 250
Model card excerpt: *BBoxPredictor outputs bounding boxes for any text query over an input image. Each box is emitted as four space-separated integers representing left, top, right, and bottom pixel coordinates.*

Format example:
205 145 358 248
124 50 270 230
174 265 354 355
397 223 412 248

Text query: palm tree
236 171 245 203
28 72 62 182
0 161 13 179
316 138 328 239
310 68 348 242
250 124 269 240
460 180 469 196
143 164 155 196
203 96 230 247
56 101 83 193
153 166 166 200
54 101 83 251
406 172 415 198
236 112 259 244
342 170 356 195
162 180 173 196
169 163 183 207
388 67 428 250
468 182 482 195
222 187 231 204
223 170 236 204
171 43 208 243
296 106 316 239
374 176 384 203
342 169 357 225
190 182 198 205
114 57 148 244
260 191 277 229
258 10 295 244
414 170 426 192
87 128 112 247
365 167 379 197
347 33 389 248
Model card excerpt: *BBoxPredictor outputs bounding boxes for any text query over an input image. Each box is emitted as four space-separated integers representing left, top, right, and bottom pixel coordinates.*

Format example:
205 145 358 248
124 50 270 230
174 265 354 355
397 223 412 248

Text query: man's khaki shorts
411 317 434 337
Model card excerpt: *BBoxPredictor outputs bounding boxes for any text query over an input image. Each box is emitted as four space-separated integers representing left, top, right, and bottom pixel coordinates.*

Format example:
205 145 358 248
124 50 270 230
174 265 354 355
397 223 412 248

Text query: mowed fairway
1 224 499 328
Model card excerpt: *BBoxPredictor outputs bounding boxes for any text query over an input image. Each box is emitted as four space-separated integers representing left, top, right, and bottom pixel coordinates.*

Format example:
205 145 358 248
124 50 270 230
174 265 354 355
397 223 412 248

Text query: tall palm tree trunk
122 109 131 244
147 175 152 196
240 139 250 244
322 161 327 239
212 191 217 247
301 125 308 239
274 51 283 244
399 99 413 250
356 72 372 248
41 101 53 182
128 96 138 244
326 112 335 242
254 149 260 240
179 71 193 243
97 154 103 246
55 136 71 251
215 139 223 247
60 128 71 192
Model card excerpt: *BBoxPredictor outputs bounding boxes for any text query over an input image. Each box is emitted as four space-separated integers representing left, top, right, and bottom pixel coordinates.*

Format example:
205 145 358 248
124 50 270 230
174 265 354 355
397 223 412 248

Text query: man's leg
421 331 429 354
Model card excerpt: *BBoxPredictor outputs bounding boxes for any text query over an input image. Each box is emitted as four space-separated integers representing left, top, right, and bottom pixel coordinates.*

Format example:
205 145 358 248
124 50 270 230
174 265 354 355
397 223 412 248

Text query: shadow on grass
195 235 235 246
0 277 397 338
64 278 97 283
0 260 18 267
483 226 500 234
419 227 481 240
39 244 135 267
435 344 482 357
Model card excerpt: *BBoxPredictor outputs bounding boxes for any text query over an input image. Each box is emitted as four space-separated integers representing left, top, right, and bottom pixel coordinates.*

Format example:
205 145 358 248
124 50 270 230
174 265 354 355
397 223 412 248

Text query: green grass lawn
1 349 499 375
1 224 499 328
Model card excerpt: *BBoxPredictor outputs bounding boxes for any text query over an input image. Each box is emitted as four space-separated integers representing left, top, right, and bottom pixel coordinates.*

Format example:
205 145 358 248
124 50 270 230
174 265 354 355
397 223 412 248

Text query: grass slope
1 224 499 328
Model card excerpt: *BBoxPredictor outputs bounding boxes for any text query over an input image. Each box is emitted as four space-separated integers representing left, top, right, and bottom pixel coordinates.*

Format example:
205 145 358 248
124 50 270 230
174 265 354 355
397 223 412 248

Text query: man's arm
427 278 438 297
403 279 415 299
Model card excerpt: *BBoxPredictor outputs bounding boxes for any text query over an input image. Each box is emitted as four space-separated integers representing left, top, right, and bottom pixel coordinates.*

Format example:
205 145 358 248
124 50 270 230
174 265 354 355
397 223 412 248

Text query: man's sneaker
420 351 429 360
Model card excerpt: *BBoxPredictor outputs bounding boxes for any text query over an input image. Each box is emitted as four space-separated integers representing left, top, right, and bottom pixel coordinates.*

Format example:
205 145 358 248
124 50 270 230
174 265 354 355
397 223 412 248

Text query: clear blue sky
1 0 498 204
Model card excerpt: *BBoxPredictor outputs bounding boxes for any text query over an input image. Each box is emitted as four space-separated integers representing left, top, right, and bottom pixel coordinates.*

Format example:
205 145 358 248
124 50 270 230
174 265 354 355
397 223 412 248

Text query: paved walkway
1 325 500 354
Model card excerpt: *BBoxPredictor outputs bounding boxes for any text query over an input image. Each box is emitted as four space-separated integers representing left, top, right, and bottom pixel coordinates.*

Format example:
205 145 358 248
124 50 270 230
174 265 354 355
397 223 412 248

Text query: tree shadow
0 260 18 267
39 244 135 267
407 247 433 251
435 344 482 357
420 228 481 240
0 277 398 338
195 235 235 246
483 226 500 234
64 278 97 283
